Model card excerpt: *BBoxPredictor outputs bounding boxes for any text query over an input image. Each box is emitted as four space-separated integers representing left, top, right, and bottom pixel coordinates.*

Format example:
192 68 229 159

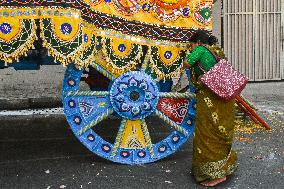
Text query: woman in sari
184 30 238 187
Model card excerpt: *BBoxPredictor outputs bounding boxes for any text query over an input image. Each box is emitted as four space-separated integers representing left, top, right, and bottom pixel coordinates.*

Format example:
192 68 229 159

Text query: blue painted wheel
62 64 196 164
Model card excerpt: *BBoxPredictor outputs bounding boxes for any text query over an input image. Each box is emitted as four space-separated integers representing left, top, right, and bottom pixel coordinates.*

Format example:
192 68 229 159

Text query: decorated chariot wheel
0 0 214 164
62 64 196 164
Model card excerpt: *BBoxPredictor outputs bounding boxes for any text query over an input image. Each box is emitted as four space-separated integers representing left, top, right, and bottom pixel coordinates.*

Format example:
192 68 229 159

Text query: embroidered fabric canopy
0 0 214 79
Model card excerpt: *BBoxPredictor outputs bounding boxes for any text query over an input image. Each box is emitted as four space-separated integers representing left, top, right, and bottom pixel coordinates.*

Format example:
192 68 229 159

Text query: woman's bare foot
200 177 227 187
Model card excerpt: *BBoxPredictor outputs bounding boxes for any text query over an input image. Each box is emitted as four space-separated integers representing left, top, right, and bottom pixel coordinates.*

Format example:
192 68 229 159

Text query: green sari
187 45 237 182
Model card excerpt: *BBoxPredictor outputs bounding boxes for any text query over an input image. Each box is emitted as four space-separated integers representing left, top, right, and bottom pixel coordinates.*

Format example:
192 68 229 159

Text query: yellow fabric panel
158 46 183 66
0 17 21 42
51 18 81 42
82 25 95 47
0 19 37 64
109 38 134 58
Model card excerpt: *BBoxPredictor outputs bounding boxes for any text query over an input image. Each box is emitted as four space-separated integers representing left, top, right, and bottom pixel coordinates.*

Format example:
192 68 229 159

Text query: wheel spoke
65 90 109 97
63 90 113 136
78 108 113 135
111 119 127 157
111 119 154 157
141 119 154 157
155 110 189 136
157 98 190 124
159 92 195 99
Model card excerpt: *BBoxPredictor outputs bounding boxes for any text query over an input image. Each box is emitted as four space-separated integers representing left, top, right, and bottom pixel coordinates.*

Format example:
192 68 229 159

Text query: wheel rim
62 64 196 164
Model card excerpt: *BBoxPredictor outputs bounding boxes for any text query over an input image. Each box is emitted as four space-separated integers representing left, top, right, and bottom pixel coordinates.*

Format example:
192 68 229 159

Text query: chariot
0 0 214 164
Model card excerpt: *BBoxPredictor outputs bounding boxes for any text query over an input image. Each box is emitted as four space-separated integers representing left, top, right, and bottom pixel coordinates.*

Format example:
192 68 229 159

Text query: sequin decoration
84 33 88 42
164 51 172 59
60 23 73 35
158 145 167 153
172 134 180 144
121 151 130 158
68 100 76 108
0 23 12 34
137 150 146 158
68 79 76 86
74 116 82 125
87 134 95 141
183 8 190 16
102 144 111 152
118 44 126 52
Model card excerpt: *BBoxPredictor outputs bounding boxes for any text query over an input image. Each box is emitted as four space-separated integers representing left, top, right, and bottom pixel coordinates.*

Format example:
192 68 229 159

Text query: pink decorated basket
199 59 248 101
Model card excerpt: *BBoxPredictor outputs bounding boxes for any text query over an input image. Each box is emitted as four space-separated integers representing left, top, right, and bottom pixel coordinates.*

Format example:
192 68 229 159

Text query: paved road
0 111 283 189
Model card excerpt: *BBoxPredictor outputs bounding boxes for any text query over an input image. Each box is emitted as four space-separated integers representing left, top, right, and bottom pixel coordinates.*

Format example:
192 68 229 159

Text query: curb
0 108 65 127
0 108 120 128
0 97 62 110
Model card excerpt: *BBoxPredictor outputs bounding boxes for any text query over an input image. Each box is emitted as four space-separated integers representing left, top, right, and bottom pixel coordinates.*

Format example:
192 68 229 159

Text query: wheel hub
110 71 159 120
130 90 140 101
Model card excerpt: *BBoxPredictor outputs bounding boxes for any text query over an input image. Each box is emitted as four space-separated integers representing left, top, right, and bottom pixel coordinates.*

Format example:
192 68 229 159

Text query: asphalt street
0 109 283 189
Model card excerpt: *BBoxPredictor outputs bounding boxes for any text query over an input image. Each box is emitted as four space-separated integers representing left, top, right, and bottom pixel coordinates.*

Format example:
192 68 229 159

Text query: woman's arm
186 46 205 66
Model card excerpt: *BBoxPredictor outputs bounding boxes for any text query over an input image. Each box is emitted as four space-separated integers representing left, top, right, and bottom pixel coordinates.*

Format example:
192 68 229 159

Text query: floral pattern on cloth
192 86 237 182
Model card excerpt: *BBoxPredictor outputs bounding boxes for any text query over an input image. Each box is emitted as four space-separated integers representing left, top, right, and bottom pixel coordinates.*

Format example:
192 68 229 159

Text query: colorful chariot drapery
0 0 214 79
